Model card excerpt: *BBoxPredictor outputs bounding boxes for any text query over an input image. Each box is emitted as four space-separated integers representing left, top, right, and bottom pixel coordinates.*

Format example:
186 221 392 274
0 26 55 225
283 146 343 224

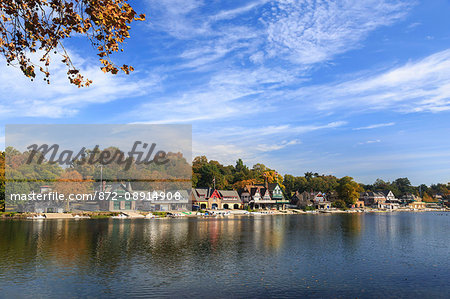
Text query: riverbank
1 207 448 219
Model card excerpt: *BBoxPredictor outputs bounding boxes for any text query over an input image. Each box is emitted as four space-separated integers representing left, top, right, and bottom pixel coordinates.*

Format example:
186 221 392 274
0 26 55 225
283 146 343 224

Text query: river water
0 212 448 298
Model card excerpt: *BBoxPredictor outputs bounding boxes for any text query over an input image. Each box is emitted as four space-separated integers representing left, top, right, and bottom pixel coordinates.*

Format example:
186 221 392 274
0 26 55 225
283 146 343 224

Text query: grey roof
219 190 239 197
361 191 385 198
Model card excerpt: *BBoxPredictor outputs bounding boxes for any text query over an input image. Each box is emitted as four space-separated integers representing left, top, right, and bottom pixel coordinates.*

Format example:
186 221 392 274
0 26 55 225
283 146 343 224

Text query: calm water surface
0 212 449 298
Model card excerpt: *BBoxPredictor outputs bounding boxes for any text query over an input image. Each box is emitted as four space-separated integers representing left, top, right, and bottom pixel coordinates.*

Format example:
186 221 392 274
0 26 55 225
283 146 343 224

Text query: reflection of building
191 188 242 210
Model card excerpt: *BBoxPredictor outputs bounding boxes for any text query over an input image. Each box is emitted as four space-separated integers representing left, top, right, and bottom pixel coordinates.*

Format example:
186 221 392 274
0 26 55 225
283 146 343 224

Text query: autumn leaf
0 0 146 87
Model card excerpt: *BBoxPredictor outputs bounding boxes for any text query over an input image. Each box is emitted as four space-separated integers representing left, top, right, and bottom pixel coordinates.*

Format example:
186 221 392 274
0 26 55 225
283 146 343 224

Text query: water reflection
0 213 449 298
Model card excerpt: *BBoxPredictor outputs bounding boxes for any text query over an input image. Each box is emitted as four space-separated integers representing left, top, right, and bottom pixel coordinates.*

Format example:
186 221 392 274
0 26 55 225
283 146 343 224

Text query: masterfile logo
5 124 192 212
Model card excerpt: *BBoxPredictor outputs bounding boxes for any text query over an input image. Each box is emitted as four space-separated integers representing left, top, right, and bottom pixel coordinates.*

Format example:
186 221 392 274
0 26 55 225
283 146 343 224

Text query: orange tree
0 0 145 87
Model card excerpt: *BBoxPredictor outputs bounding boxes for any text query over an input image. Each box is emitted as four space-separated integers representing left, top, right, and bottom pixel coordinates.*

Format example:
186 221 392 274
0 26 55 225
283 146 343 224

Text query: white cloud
146 0 208 39
209 0 269 22
213 121 347 139
256 139 300 152
189 120 345 166
292 49 450 113
0 52 160 118
354 122 395 130
129 66 300 124
192 141 246 165
265 0 412 64
358 139 381 145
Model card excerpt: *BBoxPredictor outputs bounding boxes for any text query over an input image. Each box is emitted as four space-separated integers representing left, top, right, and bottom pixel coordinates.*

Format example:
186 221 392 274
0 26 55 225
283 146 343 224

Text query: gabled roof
250 187 263 196
105 183 132 193
261 188 271 198
253 182 280 192
381 190 393 197
209 189 222 199
219 190 239 198
361 191 385 198
268 183 279 191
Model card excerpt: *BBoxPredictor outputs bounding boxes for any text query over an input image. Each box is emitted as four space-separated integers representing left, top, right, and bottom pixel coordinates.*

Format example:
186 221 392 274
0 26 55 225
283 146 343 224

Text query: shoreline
1 207 448 220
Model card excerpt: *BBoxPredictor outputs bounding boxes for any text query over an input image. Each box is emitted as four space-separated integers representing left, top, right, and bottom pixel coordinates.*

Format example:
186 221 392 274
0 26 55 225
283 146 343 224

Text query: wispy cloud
209 0 269 22
358 139 382 145
128 66 301 124
0 52 160 118
354 122 395 130
291 49 450 113
146 0 208 39
265 0 412 64
212 121 347 138
148 0 412 68
256 139 300 152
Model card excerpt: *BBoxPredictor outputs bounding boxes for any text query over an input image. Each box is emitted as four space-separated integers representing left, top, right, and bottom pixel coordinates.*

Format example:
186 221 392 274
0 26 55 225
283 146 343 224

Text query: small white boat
251 212 263 215
112 213 128 219
145 213 155 219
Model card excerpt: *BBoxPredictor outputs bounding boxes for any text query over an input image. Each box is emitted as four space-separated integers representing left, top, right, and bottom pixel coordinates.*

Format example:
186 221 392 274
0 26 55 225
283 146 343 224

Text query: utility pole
100 165 103 191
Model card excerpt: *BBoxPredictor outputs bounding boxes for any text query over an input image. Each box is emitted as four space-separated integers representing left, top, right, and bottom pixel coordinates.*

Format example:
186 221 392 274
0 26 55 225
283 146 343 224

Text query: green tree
332 199 346 209
283 174 296 195
393 177 414 196
337 176 363 206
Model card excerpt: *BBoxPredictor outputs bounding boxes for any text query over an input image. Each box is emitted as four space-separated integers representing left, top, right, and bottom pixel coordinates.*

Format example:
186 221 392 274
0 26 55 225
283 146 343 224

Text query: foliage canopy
0 0 145 87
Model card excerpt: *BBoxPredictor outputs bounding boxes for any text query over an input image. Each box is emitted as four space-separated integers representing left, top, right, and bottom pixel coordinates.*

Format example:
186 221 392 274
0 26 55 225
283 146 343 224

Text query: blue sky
1 0 450 185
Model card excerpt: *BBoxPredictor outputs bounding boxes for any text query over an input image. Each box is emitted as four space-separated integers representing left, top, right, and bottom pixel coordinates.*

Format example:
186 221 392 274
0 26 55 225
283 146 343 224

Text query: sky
1 0 450 185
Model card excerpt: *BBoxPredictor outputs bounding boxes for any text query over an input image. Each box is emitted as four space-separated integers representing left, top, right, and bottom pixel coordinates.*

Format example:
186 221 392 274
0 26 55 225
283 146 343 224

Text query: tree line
0 147 191 211
1 153 449 211
192 156 449 205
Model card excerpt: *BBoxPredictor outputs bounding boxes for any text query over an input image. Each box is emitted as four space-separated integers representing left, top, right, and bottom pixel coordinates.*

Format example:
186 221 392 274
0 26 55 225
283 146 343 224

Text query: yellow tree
262 170 285 189
0 0 145 87
233 179 257 190
422 192 433 203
